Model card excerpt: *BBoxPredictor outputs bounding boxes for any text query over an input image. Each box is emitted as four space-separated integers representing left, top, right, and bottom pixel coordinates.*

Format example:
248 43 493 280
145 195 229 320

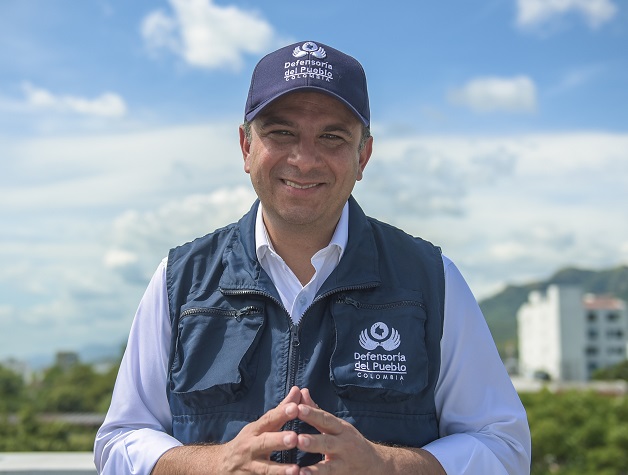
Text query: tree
592 359 628 381
0 365 26 413
521 389 628 475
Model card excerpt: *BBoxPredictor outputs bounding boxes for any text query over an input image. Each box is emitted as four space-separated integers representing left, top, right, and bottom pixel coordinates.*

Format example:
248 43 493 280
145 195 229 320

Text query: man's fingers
255 404 298 434
297 432 338 457
296 404 343 435
249 430 298 457
298 460 333 475
283 385 303 405
250 460 300 475
249 399 299 435
299 388 318 408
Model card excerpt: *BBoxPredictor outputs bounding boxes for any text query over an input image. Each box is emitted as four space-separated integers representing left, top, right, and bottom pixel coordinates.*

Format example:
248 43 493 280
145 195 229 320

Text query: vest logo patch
359 322 401 351
354 322 407 381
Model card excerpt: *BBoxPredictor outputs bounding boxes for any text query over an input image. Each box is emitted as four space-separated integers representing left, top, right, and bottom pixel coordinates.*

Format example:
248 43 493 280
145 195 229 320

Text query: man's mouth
284 180 319 190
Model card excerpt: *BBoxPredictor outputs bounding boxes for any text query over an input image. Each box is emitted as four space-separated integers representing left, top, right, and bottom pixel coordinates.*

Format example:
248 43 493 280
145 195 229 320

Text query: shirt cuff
423 433 509 475
102 429 182 475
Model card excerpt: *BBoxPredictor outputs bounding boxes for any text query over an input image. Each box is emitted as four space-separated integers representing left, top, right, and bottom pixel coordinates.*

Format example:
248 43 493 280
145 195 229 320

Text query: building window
585 346 599 356
608 347 625 356
607 312 620 322
607 329 624 339
587 312 597 322
588 329 598 339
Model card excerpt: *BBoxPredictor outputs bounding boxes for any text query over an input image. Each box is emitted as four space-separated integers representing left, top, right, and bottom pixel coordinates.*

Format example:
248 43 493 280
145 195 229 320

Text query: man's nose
287 139 322 170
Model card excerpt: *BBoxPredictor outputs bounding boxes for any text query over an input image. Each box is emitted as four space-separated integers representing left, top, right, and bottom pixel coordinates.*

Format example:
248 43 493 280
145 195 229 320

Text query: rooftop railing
0 452 95 474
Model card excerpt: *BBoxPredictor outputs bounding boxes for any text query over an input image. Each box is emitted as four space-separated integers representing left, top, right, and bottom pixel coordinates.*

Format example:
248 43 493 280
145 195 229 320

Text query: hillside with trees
479 265 628 354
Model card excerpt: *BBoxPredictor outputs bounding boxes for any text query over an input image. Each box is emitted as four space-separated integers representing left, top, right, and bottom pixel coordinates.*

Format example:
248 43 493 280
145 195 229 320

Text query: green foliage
34 362 117 413
3 351 628 475
0 365 26 412
0 408 95 451
0 357 120 452
592 360 628 382
521 389 628 475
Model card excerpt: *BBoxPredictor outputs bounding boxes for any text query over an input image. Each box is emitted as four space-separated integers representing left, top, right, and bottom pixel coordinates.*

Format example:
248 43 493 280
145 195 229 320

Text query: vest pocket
170 305 264 407
330 291 429 402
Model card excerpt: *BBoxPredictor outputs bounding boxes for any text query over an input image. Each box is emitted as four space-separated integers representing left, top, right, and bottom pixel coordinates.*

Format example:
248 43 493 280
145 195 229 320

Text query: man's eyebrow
322 124 354 138
257 116 295 129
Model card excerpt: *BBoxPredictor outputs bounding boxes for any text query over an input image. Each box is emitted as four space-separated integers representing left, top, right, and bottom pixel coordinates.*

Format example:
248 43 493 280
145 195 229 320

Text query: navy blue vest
165 197 444 466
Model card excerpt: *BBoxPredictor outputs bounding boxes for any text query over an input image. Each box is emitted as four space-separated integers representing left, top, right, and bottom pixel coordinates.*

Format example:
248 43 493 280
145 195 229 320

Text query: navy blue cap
245 41 370 126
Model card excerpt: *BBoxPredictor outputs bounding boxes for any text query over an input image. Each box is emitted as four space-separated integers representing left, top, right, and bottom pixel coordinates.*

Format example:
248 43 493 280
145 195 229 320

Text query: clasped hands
219 386 385 475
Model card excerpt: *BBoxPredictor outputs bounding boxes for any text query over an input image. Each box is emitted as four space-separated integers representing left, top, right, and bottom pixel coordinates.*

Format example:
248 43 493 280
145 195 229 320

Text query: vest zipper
336 295 427 312
282 323 301 464
221 283 379 466
179 305 261 321
280 283 379 464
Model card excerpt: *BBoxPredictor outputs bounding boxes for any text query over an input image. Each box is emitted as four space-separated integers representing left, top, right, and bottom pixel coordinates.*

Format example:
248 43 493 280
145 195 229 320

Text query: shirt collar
255 202 349 263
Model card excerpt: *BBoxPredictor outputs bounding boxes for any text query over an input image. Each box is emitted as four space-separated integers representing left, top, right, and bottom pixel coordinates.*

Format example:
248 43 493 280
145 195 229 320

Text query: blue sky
1 0 627 363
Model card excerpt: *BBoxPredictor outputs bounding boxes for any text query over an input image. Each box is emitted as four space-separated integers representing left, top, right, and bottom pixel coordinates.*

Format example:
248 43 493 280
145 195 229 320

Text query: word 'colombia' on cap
245 41 370 127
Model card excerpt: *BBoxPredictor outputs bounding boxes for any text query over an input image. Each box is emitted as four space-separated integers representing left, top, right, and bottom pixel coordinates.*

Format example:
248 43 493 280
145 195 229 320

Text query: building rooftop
583 294 625 310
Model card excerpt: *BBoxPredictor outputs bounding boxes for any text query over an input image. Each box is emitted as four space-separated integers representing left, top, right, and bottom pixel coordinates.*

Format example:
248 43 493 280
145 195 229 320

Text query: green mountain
479 265 628 355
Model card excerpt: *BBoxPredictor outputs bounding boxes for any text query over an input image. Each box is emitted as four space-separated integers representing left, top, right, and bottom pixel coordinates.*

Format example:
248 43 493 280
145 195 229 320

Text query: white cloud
2 122 628 359
0 121 244 211
104 249 139 269
21 82 127 118
359 141 517 218
448 76 537 113
141 0 277 70
354 131 628 297
516 0 618 29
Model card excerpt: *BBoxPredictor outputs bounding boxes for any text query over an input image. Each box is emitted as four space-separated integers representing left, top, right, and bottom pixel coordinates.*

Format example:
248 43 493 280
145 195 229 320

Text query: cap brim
244 86 369 127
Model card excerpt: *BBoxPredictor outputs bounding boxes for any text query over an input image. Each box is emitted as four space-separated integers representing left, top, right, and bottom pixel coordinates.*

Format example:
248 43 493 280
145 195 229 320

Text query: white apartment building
517 285 627 381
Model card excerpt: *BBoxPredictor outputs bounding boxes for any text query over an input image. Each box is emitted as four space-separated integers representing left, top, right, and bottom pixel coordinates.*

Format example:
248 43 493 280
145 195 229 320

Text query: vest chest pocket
330 291 429 402
170 305 264 407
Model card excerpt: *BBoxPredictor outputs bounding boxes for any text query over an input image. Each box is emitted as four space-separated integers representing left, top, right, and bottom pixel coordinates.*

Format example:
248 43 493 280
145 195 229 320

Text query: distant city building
55 351 80 371
517 285 627 381
0 357 32 383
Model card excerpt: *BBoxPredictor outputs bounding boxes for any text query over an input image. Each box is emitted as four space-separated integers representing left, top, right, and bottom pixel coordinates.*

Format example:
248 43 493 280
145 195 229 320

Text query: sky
1 0 627 364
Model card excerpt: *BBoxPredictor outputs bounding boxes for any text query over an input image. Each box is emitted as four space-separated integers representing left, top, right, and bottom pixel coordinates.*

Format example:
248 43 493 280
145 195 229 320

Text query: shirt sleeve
94 259 181 475
422 256 532 474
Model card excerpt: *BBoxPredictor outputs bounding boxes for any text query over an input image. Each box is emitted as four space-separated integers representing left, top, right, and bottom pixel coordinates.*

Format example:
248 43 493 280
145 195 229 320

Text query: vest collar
219 196 381 298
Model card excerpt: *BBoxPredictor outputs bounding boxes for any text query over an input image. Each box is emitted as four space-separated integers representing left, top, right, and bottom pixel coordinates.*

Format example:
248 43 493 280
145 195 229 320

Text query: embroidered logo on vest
354 322 407 380
359 322 401 351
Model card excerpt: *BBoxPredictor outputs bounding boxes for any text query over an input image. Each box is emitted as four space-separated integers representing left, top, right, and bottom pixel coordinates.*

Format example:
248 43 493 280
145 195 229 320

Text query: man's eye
271 130 292 136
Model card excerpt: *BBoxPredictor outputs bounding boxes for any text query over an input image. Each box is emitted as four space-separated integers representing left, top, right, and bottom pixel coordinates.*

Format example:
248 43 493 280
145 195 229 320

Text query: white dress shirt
256 204 347 324
94 204 531 474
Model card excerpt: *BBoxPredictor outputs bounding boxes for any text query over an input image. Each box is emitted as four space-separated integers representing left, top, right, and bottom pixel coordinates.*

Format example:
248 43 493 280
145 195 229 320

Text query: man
94 41 531 474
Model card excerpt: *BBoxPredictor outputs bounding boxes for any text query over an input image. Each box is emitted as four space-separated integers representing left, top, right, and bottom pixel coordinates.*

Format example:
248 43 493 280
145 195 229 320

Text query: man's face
240 91 372 237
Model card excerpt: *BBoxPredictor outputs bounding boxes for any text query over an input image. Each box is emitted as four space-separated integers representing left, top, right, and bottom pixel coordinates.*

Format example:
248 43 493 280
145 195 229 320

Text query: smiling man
94 41 531 475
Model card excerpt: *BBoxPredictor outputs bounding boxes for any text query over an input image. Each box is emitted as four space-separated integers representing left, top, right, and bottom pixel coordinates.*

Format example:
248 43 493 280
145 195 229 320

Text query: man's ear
239 125 251 173
356 135 373 181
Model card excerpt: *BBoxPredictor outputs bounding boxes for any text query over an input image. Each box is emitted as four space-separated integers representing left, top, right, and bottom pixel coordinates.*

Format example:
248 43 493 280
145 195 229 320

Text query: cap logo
292 41 327 59
245 41 369 126
285 42 333 82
